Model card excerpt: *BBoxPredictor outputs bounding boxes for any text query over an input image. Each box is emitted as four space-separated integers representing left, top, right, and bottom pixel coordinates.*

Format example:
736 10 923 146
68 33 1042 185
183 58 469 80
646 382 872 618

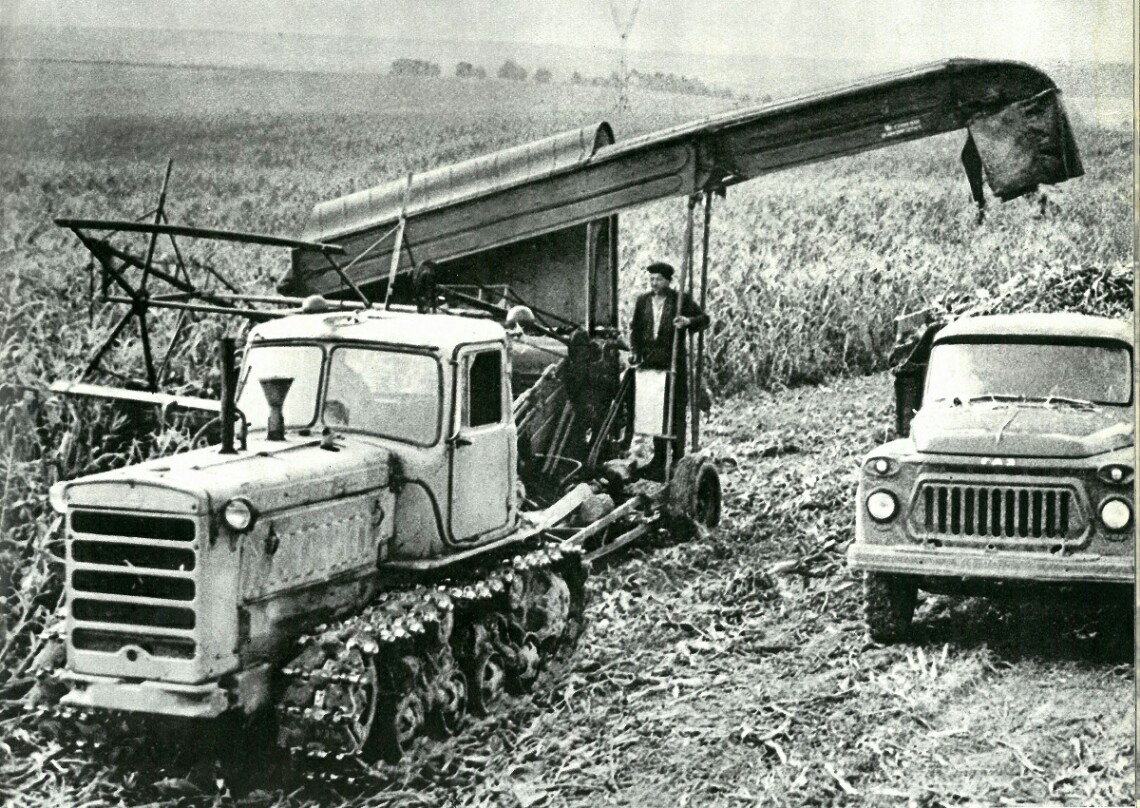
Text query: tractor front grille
913 482 1086 544
68 509 199 659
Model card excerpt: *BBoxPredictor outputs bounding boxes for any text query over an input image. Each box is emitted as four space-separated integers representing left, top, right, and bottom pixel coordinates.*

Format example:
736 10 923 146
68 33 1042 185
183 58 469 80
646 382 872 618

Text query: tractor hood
911 403 1134 458
55 434 391 516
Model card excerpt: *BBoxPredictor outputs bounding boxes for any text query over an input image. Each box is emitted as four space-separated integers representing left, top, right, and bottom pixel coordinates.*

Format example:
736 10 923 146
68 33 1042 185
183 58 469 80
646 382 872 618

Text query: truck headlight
223 497 258 532
1099 498 1132 532
864 457 898 476
1098 464 1133 485
866 490 898 522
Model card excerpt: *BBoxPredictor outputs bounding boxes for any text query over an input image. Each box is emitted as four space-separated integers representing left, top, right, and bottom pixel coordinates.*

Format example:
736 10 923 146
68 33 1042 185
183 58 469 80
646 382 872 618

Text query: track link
276 542 588 768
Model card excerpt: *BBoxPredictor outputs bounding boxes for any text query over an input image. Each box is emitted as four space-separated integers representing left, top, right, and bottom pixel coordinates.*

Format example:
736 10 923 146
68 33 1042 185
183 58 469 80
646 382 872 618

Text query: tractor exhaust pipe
259 376 293 441
219 337 237 454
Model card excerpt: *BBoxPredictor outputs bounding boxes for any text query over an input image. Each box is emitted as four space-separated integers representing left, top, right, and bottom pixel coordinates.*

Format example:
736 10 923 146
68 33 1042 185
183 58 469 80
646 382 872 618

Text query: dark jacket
630 287 709 370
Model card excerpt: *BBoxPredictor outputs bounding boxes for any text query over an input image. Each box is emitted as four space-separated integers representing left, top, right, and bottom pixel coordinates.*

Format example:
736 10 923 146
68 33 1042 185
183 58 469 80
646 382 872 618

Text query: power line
607 0 643 111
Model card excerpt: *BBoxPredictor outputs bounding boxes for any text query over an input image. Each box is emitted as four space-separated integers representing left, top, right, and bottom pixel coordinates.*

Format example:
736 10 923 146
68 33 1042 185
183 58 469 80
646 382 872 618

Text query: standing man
629 261 709 477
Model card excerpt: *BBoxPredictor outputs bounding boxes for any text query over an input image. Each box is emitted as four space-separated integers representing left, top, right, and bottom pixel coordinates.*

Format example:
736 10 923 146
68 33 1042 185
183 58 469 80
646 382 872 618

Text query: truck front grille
914 483 1085 543
68 509 199 659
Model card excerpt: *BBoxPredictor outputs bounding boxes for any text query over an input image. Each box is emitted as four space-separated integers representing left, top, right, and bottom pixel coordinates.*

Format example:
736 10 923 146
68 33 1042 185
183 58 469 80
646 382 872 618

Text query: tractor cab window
323 347 442 445
237 344 323 429
465 350 503 427
925 339 1133 406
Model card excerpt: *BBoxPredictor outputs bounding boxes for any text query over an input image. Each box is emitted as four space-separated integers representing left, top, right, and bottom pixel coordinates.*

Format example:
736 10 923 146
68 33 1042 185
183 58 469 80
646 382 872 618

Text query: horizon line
0 22 1131 67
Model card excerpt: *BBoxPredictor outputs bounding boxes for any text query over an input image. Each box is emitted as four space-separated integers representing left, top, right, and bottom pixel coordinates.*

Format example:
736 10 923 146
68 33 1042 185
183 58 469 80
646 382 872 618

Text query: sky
3 0 1134 64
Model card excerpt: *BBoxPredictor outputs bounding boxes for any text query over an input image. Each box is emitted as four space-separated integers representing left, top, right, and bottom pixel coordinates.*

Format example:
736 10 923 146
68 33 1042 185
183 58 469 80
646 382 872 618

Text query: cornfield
0 58 1131 805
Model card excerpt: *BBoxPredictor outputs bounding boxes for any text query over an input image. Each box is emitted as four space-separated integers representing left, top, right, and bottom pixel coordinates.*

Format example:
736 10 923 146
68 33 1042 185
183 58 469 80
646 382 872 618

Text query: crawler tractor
38 59 1084 763
48 299 719 761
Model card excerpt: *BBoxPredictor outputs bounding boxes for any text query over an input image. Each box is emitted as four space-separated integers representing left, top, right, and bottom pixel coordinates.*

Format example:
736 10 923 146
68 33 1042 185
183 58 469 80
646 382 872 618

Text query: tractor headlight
223 497 257 532
1099 498 1132 532
48 483 68 515
866 490 898 522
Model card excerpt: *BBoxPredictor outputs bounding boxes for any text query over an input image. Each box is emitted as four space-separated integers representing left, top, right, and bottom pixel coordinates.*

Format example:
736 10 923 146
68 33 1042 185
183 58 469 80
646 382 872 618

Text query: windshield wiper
962 394 1023 405
961 394 1099 410
1038 395 1099 410
925 395 1012 407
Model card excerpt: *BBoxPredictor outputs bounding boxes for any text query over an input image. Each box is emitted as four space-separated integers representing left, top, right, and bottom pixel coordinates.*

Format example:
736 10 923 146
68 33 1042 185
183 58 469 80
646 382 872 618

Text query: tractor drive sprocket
276 542 588 768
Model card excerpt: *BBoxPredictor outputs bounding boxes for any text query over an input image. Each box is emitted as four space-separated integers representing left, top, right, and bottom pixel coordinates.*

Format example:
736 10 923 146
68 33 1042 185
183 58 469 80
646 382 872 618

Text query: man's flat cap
646 261 674 280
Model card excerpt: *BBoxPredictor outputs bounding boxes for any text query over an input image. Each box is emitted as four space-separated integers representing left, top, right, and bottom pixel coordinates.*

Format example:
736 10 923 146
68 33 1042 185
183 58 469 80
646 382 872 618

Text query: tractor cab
236 307 519 549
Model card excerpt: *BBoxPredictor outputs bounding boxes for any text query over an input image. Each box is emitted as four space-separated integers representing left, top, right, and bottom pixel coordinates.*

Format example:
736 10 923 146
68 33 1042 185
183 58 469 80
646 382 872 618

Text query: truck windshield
323 347 441 445
237 344 323 429
926 340 1132 406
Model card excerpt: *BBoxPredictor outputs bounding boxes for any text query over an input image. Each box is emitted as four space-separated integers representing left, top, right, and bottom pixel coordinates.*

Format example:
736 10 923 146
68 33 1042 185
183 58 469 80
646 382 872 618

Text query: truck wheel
669 456 722 530
863 573 918 643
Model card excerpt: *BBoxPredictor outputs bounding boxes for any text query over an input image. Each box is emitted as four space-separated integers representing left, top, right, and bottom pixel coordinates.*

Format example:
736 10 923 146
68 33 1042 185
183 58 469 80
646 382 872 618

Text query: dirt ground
1 372 1133 807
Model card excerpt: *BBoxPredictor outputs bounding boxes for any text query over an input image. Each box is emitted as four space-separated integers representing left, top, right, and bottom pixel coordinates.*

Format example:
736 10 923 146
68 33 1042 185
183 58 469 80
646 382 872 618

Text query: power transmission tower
608 0 643 111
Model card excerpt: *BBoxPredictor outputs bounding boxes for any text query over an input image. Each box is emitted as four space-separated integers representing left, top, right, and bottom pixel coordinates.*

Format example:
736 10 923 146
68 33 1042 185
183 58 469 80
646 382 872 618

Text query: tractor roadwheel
378 690 425 763
428 667 468 739
467 649 506 716
668 456 722 532
863 572 918 643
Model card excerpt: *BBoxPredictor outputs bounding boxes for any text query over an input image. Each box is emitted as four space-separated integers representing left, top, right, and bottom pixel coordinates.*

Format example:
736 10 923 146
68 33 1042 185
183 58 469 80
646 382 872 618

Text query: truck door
449 344 515 542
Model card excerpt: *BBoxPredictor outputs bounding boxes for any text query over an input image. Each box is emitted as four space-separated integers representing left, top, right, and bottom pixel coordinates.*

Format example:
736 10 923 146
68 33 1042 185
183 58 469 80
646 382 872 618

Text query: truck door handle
448 434 472 448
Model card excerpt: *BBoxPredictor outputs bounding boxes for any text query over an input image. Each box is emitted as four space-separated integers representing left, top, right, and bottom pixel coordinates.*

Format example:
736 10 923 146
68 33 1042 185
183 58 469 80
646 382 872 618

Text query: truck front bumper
847 543 1134 585
60 664 271 719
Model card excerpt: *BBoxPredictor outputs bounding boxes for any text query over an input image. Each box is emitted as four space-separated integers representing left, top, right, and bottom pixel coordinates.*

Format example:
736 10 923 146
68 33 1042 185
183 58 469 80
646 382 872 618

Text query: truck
848 312 1134 642
39 59 1084 764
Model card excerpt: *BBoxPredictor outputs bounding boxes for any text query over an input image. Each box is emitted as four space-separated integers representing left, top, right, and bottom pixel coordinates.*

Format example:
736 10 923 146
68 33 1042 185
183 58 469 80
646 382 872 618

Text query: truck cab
848 312 1134 642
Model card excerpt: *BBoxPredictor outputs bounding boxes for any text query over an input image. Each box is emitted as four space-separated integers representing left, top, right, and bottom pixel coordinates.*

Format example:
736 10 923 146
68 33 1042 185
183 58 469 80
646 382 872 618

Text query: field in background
2 24 1133 127
0 60 1131 396
0 58 1132 807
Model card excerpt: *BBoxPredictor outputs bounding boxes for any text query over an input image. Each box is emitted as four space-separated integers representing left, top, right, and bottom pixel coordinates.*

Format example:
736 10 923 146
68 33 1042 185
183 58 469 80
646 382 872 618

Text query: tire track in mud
527 372 1134 807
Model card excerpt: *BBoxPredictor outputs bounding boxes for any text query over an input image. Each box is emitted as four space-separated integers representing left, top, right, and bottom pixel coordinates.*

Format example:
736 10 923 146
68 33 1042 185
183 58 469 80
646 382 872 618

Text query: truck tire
669 456 722 531
863 573 918 643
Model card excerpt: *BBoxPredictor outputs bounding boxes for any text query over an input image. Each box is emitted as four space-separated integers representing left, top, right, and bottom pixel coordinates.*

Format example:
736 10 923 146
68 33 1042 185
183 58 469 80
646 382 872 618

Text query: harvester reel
52 162 351 398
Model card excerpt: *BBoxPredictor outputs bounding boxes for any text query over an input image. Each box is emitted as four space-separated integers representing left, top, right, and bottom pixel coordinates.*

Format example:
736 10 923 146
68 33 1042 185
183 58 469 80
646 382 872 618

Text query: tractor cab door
449 343 516 542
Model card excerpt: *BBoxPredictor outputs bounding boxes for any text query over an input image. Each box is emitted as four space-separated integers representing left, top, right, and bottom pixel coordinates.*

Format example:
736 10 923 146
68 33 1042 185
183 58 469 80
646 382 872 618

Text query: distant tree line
494 60 551 83
455 61 486 79
390 58 756 100
390 58 554 83
570 68 739 99
390 58 441 77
